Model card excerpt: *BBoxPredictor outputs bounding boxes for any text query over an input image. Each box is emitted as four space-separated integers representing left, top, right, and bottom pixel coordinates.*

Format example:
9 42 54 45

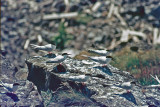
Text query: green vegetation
111 47 160 86
51 22 73 50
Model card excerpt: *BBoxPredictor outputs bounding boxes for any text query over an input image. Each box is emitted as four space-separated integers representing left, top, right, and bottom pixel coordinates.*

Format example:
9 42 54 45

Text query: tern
82 55 114 66
30 44 56 54
68 74 90 86
68 75 89 83
0 80 20 93
46 53 70 64
114 81 136 90
87 49 110 56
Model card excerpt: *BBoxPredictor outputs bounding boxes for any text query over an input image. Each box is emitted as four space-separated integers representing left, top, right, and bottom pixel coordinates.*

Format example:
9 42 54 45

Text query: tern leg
48 52 52 54
56 67 59 72
58 63 63 66
81 82 86 86
102 64 108 67
127 90 131 93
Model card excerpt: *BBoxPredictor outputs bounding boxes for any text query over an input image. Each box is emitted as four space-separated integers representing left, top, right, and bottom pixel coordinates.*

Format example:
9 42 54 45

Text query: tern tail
0 80 5 87
30 44 39 50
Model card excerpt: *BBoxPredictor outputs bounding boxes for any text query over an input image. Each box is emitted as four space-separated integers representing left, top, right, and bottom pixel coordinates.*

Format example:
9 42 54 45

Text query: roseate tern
30 44 56 54
114 81 136 90
82 55 114 66
46 53 70 64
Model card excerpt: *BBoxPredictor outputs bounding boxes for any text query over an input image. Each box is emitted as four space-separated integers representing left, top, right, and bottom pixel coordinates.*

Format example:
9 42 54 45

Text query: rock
150 6 160 19
25 55 153 106
0 54 43 106
88 32 96 39
15 68 28 80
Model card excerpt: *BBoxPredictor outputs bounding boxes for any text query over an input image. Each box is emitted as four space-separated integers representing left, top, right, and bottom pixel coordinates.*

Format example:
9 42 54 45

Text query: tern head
50 43 56 49
62 53 71 56
106 56 115 61
131 81 136 85
106 49 110 52
13 83 20 86
91 44 96 48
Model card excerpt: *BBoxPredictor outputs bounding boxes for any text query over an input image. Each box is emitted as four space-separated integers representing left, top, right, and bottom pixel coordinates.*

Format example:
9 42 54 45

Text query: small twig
120 29 146 42
39 0 53 7
91 1 102 12
145 74 160 88
114 7 127 26
129 30 146 39
64 0 70 12
43 12 78 20
64 0 69 5
144 84 160 88
52 85 64 94
24 39 30 50
150 74 160 84
107 3 114 18
37 35 43 44
153 28 160 45
120 29 129 42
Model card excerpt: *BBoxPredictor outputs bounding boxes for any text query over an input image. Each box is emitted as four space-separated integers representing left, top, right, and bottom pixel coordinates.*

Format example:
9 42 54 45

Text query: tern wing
0 82 13 91
46 55 64 63
68 75 87 82
12 85 18 92
88 56 99 62
43 44 56 51
105 58 112 64
51 44 56 50
94 50 107 56
121 82 131 87
0 80 5 87
88 49 109 56
30 44 41 50
89 56 106 63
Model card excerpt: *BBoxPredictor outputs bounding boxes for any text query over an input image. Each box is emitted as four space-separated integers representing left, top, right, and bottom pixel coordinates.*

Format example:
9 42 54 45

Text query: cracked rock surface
26 54 160 106
0 54 43 106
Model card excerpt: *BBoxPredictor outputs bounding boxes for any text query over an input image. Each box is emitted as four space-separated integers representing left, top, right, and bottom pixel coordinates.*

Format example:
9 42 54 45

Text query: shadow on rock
93 66 113 76
43 53 56 58
3 92 20 102
55 64 67 73
116 92 137 106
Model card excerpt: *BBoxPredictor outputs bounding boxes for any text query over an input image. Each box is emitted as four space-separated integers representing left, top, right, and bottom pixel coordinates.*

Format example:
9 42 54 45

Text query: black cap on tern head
91 44 96 48
106 56 113 59
106 56 115 61
62 53 71 56
131 81 136 84
13 83 20 86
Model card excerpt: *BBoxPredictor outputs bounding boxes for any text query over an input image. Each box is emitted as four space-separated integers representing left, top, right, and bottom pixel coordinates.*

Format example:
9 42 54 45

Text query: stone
0 54 43 106
25 55 154 106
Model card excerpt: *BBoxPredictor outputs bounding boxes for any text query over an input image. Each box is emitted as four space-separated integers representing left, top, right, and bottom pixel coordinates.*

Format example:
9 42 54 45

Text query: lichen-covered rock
25 55 157 106
0 54 43 106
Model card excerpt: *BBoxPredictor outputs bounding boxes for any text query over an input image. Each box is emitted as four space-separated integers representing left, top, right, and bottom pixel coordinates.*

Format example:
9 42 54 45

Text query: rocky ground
1 53 160 106
1 0 160 69
0 54 43 106
1 0 160 106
